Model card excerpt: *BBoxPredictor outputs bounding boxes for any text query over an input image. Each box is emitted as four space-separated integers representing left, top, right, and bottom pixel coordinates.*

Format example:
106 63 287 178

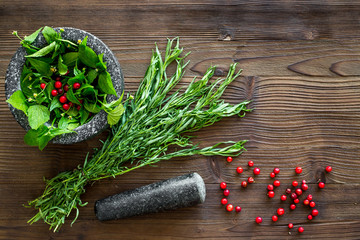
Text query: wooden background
1 0 360 239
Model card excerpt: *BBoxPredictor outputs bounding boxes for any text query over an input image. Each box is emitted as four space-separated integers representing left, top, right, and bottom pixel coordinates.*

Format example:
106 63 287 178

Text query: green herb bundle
27 38 251 231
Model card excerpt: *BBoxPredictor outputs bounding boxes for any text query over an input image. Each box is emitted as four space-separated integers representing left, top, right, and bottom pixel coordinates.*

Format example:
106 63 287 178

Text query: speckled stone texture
5 27 124 144
95 172 206 221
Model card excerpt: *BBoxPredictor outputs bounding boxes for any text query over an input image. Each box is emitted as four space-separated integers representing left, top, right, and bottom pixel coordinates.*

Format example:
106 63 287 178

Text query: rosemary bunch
27 38 251 231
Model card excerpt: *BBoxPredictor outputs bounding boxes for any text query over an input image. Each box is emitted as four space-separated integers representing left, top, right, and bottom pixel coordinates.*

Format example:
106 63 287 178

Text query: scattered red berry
255 217 262 224
58 88 63 94
273 180 280 187
65 70 70 75
285 188 292 194
253 167 261 175
79 99 84 104
267 184 274 191
295 188 303 196
312 209 319 216
64 84 69 92
268 191 275 198
62 103 70 111
235 206 241 213
76 105 81 111
288 223 294 229
248 161 254 167
55 81 62 89
73 82 81 89
303 199 310 205
221 198 228 205
291 193 298 200
307 214 313 220
280 195 287 201
298 227 304 233
220 182 227 189
51 89 58 97
309 201 316 208
277 208 285 216
241 181 248 188
293 198 300 204
302 180 307 184
295 167 302 174
226 204 234 212
226 156 233 163
325 166 332 173
290 204 296 210
59 96 67 104
40 83 46 89
223 189 230 197
272 215 278 222
55 76 61 81
270 172 276 178
307 194 313 201
301 184 309 191
318 182 325 189
292 181 298 187
273 167 280 174
236 166 243 174
248 177 255 184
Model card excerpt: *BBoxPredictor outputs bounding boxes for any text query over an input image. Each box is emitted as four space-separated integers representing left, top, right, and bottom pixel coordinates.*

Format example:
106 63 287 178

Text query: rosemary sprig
27 38 251 231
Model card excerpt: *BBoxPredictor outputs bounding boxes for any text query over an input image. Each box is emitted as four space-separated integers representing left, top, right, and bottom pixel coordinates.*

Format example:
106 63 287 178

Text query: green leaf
86 69 98 84
23 27 42 44
57 55 68 75
27 58 52 77
58 117 69 129
68 73 85 86
42 26 59 44
67 107 79 117
49 98 62 112
62 52 78 66
6 90 29 115
66 88 81 105
98 71 117 96
52 42 61 59
25 41 56 58
79 108 90 125
24 129 40 146
38 134 53 150
78 36 98 68
84 100 101 113
49 128 74 137
96 53 107 71
67 122 79 130
106 104 124 127
27 105 50 129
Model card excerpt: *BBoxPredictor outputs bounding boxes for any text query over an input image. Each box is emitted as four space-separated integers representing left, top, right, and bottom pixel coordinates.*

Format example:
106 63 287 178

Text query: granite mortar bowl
5 27 124 144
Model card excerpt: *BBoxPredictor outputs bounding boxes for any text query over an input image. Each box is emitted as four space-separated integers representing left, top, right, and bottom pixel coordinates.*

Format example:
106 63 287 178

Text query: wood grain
1 0 360 239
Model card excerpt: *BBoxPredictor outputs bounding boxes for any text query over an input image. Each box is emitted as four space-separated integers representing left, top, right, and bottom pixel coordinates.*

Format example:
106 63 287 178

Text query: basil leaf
79 108 90 125
66 88 81 105
58 116 69 129
26 41 56 58
67 122 79 130
6 90 29 115
23 27 42 44
24 129 40 146
49 98 62 112
87 69 98 84
98 71 117 96
107 104 124 127
84 100 101 113
96 53 107 71
62 52 78 66
38 134 53 150
27 105 50 129
27 58 52 77
49 128 74 136
79 36 98 68
42 26 59 44
67 107 79 117
57 55 68 75
68 73 85 85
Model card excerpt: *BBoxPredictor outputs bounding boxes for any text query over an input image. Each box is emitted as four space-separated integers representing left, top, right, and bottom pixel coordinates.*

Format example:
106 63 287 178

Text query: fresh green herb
26 38 251 231
8 27 122 150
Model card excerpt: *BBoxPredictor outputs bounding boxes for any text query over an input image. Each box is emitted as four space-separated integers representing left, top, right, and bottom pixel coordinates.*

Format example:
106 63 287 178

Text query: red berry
59 96 67 103
64 84 69 92
307 214 313 220
235 206 241 213
220 182 227 189
226 204 234 212
285 188 292 194
267 184 274 191
58 88 63 94
307 194 313 201
221 198 228 205
248 177 254 184
55 81 62 89
325 166 332 173
280 195 287 201
40 83 46 89
312 209 319 216
62 103 70 110
270 172 276 178
241 181 247 188
248 161 254 167
301 184 309 191
268 191 275 198
298 227 304 233
277 208 285 216
65 70 70 75
253 167 261 175
56 76 61 81
255 217 262 224
76 105 81 111
51 89 58 97
295 167 302 174
223 189 230 197
288 223 294 229
226 156 233 163
273 180 280 187
309 201 316 208
291 193 298 200
303 199 310 205
236 166 243 174
295 188 303 196
293 198 300 204
272 215 278 222
73 82 81 89
273 168 280 174
302 180 307 184
290 204 296 210
292 181 298 187
318 182 325 189
79 99 84 104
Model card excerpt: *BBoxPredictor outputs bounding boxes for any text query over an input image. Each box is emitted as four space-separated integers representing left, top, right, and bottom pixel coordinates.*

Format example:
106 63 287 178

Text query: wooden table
1 1 360 239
